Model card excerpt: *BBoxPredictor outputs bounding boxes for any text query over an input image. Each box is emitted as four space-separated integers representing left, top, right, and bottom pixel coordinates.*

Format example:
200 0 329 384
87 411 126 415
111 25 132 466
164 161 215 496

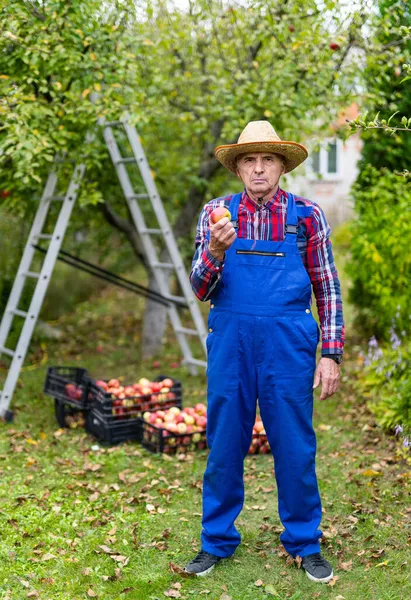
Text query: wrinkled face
236 152 285 199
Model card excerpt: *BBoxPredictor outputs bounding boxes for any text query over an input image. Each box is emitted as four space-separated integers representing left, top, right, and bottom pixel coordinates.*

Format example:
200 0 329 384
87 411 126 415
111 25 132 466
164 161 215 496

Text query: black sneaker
301 552 333 583
184 550 221 576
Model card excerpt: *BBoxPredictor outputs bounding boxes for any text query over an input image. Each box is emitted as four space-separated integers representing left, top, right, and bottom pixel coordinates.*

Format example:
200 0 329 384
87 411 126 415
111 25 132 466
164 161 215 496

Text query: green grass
1 283 410 600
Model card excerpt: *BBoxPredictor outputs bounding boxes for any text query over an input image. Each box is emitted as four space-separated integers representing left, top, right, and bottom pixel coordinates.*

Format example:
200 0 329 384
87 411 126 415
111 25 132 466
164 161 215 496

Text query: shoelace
304 553 325 567
192 550 213 564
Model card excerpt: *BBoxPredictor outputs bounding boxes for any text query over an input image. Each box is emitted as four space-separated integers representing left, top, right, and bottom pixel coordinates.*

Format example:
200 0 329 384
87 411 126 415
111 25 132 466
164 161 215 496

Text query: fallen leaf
375 560 390 568
164 590 181 598
220 595 232 600
169 562 190 577
295 556 302 569
99 545 113 554
264 584 279 596
27 592 39 598
254 579 264 587
146 504 156 512
328 575 339 586
318 424 332 431
41 553 55 561
338 560 352 571
87 589 97 597
82 568 92 576
361 469 382 477
171 583 182 590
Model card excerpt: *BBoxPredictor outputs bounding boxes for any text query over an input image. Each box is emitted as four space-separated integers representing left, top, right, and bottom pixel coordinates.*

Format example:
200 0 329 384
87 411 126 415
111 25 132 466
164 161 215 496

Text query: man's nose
254 160 265 173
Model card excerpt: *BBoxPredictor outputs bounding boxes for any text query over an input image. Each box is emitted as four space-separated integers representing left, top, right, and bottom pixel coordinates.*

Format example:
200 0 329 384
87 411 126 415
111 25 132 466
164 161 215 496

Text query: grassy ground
1 258 410 599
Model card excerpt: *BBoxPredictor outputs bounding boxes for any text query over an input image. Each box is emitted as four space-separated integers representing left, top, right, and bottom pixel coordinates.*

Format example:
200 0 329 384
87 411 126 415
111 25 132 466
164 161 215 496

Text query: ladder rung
104 120 122 127
152 262 174 270
165 294 187 305
10 309 28 318
129 194 149 200
23 271 40 279
140 228 162 235
175 327 198 336
0 347 15 358
35 234 53 240
49 195 65 201
117 157 136 164
183 358 207 368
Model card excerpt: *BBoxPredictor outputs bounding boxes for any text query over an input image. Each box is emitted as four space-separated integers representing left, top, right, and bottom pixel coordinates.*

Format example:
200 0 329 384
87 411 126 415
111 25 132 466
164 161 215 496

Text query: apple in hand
210 206 231 224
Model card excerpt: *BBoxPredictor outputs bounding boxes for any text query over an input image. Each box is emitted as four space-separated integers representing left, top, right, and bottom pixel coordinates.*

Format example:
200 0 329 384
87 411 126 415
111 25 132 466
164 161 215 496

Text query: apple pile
141 404 208 453
65 383 84 403
94 377 177 419
249 415 271 454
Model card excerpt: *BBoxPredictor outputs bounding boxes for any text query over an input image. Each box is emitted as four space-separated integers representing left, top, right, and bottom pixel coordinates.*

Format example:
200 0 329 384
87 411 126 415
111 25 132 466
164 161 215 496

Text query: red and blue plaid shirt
190 187 344 356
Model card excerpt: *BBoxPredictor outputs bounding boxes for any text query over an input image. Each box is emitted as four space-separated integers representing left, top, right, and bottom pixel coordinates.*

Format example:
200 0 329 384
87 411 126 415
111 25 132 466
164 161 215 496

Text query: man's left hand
313 357 341 401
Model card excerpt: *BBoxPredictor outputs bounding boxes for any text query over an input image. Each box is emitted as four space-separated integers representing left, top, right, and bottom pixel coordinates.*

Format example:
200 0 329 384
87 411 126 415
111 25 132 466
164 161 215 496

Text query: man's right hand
208 217 237 261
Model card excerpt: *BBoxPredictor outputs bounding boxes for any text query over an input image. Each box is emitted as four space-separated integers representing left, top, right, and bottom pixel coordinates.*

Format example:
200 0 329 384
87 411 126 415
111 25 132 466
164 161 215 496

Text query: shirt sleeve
305 204 345 355
189 203 225 302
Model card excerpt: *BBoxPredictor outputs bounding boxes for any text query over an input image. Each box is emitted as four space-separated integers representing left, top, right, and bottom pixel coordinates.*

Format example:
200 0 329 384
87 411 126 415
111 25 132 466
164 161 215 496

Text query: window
309 139 341 179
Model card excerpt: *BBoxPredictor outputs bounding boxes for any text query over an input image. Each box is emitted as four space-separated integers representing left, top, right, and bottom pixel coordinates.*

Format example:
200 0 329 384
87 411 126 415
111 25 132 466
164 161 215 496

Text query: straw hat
214 120 308 174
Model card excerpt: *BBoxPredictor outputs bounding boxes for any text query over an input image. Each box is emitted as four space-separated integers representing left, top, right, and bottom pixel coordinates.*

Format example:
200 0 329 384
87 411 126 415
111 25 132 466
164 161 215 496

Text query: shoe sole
304 569 334 584
185 564 216 577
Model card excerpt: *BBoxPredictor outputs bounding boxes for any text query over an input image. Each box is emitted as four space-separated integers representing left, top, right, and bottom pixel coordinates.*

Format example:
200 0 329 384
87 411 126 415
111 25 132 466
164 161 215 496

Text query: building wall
288 133 363 230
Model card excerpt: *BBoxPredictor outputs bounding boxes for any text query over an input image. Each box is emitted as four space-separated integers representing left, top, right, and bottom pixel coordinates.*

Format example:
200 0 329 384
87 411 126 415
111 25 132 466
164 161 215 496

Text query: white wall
288 133 363 229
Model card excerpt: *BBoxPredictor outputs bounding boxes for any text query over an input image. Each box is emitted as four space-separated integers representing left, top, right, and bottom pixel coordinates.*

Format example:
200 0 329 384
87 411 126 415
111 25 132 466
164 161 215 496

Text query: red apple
108 378 120 388
96 380 108 392
196 416 207 430
329 42 340 51
162 378 174 388
177 423 187 434
210 206 231 224
195 403 207 416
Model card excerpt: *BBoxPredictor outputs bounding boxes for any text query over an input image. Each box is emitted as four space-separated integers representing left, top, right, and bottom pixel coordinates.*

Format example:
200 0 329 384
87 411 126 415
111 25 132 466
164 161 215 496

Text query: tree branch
100 199 148 268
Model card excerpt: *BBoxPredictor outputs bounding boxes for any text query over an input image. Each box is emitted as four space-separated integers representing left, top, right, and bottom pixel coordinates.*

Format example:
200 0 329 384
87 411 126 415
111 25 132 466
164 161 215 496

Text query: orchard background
0 1 410 599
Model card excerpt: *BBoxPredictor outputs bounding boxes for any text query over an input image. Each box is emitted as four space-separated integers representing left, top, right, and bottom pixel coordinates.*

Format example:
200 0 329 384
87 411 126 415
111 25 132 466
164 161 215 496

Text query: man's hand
313 357 341 401
208 216 236 261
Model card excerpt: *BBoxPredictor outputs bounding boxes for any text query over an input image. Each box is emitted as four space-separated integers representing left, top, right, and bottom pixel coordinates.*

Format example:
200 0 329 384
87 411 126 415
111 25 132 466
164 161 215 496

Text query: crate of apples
249 415 271 455
139 403 207 454
88 375 182 421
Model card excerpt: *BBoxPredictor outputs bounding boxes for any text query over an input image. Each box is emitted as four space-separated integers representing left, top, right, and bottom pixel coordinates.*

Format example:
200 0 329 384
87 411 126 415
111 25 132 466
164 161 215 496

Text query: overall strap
229 192 242 228
285 192 298 237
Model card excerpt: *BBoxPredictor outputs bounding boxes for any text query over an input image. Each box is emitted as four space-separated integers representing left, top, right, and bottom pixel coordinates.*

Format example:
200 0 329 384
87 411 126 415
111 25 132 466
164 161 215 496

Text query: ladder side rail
123 121 208 351
0 164 86 416
101 124 197 369
0 171 58 355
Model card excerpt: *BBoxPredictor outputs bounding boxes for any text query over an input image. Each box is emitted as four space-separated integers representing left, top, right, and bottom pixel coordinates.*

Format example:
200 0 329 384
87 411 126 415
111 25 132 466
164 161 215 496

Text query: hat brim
214 141 308 174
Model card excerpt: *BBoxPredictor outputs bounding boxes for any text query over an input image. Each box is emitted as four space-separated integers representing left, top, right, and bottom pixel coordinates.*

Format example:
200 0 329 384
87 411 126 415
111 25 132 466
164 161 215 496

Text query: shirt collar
242 187 286 213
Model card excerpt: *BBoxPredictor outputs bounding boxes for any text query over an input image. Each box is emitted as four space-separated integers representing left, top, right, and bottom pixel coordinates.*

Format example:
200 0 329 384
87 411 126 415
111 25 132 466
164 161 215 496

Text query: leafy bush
347 165 411 340
358 328 411 433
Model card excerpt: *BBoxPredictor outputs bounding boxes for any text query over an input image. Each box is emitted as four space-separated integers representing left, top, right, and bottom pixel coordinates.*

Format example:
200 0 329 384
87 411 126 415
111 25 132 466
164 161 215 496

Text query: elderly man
186 121 344 583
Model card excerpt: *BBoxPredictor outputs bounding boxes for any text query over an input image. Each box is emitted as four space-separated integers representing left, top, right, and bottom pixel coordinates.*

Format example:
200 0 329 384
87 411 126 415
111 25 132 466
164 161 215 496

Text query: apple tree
1 0 366 357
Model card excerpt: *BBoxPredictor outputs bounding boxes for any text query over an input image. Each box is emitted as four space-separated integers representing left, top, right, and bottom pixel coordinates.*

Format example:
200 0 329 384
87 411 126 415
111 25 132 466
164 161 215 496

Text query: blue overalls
201 192 323 559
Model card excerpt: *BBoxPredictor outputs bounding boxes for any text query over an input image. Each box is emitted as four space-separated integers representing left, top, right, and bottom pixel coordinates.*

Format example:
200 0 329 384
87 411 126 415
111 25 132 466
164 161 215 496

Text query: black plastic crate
137 419 207 454
44 366 89 409
85 375 182 445
86 410 141 445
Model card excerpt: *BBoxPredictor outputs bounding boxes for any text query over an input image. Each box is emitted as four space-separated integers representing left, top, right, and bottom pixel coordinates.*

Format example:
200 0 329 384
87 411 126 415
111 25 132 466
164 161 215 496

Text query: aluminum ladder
100 115 207 370
0 159 87 420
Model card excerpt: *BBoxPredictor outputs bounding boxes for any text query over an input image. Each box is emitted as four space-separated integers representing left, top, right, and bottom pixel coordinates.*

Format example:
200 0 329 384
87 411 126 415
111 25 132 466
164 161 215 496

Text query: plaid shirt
190 188 344 356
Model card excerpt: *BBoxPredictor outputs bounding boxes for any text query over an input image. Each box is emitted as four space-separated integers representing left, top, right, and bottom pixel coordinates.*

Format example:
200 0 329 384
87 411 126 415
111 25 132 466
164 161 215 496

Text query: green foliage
357 333 411 431
347 165 411 339
351 0 411 173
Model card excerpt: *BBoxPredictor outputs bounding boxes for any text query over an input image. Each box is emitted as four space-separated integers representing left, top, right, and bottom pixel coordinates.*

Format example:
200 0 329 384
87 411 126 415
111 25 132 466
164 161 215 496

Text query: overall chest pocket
235 249 286 269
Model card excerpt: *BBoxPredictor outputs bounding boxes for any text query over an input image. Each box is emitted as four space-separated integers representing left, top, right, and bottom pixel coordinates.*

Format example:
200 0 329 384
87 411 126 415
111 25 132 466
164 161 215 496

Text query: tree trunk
141 268 168 359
